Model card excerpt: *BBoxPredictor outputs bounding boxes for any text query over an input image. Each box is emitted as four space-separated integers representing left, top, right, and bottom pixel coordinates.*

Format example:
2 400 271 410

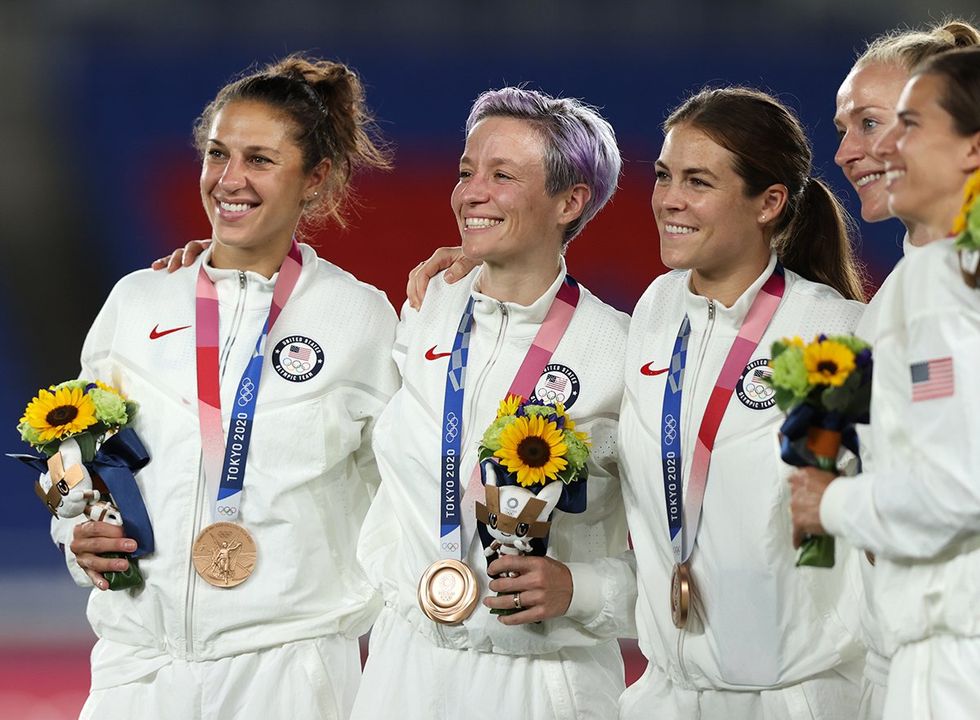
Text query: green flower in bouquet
17 380 138 459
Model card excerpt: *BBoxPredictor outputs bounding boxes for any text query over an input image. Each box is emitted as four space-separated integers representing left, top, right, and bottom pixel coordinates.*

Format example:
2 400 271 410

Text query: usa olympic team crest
272 336 324 383
736 358 776 410
530 364 580 409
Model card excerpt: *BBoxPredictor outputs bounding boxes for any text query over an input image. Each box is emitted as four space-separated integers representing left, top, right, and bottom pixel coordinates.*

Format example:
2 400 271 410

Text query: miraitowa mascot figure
475 459 587 612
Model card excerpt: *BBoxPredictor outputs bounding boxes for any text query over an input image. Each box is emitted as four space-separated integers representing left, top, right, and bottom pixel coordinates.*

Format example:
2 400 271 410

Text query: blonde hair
855 19 980 72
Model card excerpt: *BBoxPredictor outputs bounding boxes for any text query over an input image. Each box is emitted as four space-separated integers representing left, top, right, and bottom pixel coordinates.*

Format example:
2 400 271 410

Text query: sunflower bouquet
11 379 153 589
953 168 980 288
767 335 873 568
474 395 590 613
479 394 591 488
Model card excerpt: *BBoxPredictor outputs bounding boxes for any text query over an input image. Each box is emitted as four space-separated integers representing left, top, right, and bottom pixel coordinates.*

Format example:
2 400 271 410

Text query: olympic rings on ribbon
237 378 256 406
663 414 677 444
444 412 459 442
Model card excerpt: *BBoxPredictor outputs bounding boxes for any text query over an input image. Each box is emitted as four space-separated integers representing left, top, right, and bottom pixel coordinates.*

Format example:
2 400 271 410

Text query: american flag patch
288 345 311 361
545 374 567 392
910 357 954 402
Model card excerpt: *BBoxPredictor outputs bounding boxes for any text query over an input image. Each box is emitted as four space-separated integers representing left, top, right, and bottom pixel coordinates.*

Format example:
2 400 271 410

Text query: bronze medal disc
192 522 257 588
417 559 479 625
670 562 691 629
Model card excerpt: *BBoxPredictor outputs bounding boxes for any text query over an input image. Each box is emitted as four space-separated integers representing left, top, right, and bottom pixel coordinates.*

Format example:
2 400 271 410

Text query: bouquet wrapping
767 335 872 567
10 380 153 589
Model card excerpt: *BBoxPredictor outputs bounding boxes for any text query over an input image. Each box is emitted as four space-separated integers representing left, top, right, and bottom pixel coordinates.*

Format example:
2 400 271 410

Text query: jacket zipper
185 270 248 657
676 297 714 683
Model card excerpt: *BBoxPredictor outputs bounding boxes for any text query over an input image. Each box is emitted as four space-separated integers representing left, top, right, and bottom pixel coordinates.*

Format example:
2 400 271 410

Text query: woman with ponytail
830 18 980 719
616 86 867 719
792 45 980 720
60 55 399 719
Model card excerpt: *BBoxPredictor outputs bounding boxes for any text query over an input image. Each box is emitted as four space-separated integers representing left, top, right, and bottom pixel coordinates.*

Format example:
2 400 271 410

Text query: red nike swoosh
149 324 192 340
640 361 669 376
425 345 452 361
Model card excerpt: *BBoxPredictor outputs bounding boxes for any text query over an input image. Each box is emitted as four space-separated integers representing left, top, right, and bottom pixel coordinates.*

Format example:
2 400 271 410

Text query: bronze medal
959 249 980 289
417 558 479 625
192 522 257 588
670 562 691 629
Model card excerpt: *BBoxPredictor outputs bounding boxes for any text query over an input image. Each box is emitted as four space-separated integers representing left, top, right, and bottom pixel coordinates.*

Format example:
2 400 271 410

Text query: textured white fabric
53 243 400 690
619 254 866 713
351 608 624 720
355 261 636 717
620 657 863 720
79 635 361 720
882 636 980 720
820 238 980 713
850 235 924 719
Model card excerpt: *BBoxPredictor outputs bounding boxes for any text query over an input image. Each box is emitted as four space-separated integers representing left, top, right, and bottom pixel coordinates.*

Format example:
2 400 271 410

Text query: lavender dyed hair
465 87 622 244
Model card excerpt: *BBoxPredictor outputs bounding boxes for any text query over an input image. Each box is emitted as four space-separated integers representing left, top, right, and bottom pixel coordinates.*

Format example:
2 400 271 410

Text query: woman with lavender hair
346 87 636 719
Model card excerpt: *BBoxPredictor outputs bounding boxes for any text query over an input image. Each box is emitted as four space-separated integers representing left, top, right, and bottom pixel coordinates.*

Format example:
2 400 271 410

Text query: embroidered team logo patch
736 358 776 410
530 364 581 409
272 336 324 383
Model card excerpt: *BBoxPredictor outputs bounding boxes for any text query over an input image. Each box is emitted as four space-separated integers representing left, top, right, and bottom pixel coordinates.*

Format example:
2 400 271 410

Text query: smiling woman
49 54 401 720
618 87 868 719
351 87 636 720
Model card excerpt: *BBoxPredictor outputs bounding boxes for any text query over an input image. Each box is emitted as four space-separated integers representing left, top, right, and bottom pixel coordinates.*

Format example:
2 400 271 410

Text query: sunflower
494 414 568 487
21 386 98 443
953 168 980 237
496 394 523 419
803 339 855 387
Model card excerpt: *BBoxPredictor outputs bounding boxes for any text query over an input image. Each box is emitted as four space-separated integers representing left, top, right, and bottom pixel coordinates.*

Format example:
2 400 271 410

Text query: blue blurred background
2 1 972 715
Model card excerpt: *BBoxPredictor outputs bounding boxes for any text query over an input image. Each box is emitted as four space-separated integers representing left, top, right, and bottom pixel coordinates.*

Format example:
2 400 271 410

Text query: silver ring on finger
513 592 522 610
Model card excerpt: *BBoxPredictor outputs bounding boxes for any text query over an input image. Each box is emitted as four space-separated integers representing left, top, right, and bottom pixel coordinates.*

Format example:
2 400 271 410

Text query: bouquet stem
104 554 143 590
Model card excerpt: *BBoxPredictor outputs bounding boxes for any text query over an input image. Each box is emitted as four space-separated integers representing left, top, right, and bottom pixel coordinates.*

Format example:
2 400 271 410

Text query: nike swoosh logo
425 345 452 361
149 324 192 340
640 361 669 376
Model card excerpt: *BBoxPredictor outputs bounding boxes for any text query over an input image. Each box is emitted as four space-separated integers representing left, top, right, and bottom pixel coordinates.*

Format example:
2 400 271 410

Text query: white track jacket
52 244 399 688
821 237 980 653
620 255 867 692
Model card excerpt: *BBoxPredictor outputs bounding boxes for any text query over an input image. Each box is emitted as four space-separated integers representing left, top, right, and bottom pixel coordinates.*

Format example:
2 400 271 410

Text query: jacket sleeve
821 299 980 560
561 414 638 639
565 550 638 639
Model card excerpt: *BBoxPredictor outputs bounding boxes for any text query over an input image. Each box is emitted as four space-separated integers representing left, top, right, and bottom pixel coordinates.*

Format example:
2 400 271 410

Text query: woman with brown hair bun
792 45 980 720
59 54 399 719
831 19 979 718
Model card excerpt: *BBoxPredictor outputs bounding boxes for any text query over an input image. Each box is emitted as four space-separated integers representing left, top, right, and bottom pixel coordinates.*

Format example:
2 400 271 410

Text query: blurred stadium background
2 2 974 716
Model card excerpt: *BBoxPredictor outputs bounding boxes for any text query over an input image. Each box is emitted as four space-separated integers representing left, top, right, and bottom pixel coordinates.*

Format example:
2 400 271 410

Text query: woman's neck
477 259 562 306
690 253 771 308
209 237 292 279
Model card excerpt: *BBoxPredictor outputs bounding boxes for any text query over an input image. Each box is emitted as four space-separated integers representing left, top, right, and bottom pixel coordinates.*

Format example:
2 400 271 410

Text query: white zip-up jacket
357 261 637 656
620 255 866 690
821 237 980 653
52 244 399 687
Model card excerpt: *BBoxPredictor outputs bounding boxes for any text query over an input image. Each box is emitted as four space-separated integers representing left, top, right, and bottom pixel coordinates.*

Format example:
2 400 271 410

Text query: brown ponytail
665 87 866 301
194 53 390 230
774 178 864 301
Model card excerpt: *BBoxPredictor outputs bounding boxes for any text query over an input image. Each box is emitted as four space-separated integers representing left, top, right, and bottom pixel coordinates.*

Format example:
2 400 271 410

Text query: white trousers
79 635 361 720
351 607 624 720
619 659 862 720
884 636 980 720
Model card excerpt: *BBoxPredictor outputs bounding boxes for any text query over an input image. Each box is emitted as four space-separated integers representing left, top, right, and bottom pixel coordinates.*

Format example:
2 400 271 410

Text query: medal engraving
193 522 256 588
671 562 691 629
417 559 479 625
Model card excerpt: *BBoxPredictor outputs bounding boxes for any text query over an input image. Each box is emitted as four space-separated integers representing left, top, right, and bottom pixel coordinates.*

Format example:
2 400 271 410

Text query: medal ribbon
196 239 303 523
660 265 785 563
439 275 581 560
